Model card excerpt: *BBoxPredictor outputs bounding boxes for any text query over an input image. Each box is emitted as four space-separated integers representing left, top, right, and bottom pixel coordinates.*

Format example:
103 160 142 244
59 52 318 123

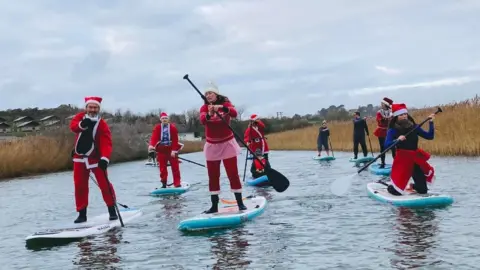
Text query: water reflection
72 230 122 269
161 196 186 220
390 208 439 269
253 187 274 201
209 228 251 270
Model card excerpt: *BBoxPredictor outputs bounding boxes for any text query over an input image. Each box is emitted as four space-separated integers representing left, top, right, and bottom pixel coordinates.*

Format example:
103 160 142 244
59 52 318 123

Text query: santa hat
392 103 408 117
204 81 219 95
160 112 169 119
250 114 259 121
381 97 393 106
84 96 102 107
322 120 327 124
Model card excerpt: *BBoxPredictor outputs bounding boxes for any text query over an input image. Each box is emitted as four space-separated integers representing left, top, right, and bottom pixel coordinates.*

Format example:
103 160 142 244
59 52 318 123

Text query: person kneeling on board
317 120 330 157
352 111 369 159
70 96 118 223
244 113 270 160
251 149 271 179
148 112 184 188
384 103 436 195
200 82 247 213
374 97 396 168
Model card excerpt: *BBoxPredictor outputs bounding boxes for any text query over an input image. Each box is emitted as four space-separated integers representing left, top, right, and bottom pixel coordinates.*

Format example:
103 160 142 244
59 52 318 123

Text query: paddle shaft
103 170 125 227
367 135 374 157
178 156 206 167
357 107 442 174
329 137 334 158
242 126 253 182
89 175 129 209
183 75 270 170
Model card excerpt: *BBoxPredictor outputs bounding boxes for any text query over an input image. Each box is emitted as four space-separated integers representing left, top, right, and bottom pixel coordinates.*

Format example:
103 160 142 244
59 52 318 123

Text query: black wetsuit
353 117 369 158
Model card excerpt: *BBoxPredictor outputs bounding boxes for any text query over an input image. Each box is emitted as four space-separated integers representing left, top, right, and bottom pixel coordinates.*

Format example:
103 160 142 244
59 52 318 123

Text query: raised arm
199 105 209 125
417 121 435 140
384 128 397 149
221 102 237 118
70 113 87 133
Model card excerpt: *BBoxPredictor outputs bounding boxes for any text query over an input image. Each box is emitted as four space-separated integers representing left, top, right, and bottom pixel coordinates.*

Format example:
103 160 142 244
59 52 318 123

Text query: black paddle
367 135 374 157
183 74 290 192
102 170 125 227
178 156 206 168
329 137 334 158
242 124 253 182
357 107 443 174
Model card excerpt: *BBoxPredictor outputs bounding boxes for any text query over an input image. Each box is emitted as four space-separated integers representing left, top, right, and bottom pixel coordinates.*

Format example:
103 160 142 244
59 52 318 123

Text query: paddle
367 135 374 157
242 125 253 182
89 175 129 209
330 107 443 196
178 156 206 168
183 74 290 192
103 170 125 227
329 137 334 158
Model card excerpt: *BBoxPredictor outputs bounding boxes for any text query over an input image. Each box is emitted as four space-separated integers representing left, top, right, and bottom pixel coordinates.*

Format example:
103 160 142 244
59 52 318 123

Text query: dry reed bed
267 97 480 156
0 123 203 180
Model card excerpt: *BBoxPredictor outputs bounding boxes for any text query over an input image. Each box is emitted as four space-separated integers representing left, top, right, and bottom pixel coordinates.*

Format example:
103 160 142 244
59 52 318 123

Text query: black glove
80 118 93 129
98 159 109 171
148 151 155 159
221 106 230 113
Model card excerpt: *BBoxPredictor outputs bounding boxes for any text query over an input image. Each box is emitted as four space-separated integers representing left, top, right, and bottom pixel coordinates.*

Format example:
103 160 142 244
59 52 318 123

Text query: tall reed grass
267 97 480 156
0 122 203 180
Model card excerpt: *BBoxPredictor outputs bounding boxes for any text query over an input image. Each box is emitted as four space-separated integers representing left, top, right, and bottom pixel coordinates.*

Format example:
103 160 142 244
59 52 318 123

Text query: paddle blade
266 168 290 192
330 173 357 196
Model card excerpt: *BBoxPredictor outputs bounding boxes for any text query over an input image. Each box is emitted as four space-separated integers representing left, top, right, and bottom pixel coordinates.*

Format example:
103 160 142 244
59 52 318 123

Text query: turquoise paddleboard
313 155 335 161
246 175 269 187
178 196 267 231
369 164 392 176
366 182 454 208
349 156 374 163
150 182 190 196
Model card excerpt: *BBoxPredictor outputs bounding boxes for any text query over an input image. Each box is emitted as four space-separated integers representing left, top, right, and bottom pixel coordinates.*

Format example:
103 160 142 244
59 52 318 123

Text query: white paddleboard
25 208 142 241
366 182 454 208
178 196 267 231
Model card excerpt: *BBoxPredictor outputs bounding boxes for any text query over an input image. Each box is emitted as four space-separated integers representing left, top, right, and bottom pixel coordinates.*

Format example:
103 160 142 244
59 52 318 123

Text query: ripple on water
0 151 479 269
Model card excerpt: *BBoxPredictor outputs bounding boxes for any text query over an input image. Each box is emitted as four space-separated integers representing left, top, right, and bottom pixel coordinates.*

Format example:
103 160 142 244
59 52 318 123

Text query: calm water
0 150 478 270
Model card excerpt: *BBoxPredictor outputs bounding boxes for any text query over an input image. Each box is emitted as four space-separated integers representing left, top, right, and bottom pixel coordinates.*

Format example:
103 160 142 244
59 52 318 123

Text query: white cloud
0 0 479 116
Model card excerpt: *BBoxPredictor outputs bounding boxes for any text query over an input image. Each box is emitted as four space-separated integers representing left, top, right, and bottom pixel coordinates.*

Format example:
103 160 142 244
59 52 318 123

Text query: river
0 151 478 269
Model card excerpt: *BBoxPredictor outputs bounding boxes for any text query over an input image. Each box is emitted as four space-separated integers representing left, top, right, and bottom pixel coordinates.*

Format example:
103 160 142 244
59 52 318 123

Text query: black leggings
388 164 428 195
353 137 367 158
378 137 396 164
317 139 329 151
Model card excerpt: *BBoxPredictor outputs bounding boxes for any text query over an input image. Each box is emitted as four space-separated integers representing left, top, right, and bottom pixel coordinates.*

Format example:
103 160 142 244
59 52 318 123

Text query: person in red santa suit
244 114 270 178
374 97 396 168
148 112 184 188
384 103 436 195
200 82 246 213
70 96 118 223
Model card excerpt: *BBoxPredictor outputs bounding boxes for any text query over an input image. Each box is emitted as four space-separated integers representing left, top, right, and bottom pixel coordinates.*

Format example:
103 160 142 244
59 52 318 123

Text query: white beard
85 114 99 122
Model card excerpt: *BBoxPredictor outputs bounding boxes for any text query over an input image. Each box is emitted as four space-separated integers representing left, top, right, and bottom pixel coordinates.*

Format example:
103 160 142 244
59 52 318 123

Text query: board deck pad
25 208 143 242
366 182 454 208
150 182 190 196
178 196 267 231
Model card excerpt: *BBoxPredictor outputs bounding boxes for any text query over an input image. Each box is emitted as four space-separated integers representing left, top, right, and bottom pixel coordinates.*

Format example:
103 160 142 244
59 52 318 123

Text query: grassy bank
267 97 480 156
0 123 203 180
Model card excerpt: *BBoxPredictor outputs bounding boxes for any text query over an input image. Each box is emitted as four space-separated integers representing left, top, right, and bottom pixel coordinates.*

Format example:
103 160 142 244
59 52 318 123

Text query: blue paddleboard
178 196 267 231
246 175 269 187
349 156 374 163
366 182 454 208
150 182 190 196
313 155 335 161
369 164 392 176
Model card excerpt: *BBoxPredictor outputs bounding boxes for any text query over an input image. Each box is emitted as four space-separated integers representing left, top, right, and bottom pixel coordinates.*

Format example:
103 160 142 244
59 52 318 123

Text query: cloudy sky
0 0 479 117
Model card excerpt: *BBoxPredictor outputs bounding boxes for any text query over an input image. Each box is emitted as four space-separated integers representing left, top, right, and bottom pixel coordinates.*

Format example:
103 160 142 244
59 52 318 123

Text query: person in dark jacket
317 120 330 156
352 111 369 159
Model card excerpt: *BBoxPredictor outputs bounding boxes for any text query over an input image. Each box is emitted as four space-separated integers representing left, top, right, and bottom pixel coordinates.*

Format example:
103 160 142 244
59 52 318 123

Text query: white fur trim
85 100 101 107
390 178 407 195
78 121 87 130
393 108 408 117
100 157 109 163
210 190 221 195
72 157 98 169
231 188 242 193
178 142 184 151
381 100 391 106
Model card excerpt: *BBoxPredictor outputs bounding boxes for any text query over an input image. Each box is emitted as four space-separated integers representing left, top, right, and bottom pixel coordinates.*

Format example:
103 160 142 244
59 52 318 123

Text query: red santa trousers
206 156 242 194
73 162 116 211
156 146 181 187
390 148 435 194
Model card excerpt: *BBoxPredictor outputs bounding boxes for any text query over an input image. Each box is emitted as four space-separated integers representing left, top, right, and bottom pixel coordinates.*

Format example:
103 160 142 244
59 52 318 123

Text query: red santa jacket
374 110 391 138
70 112 112 169
149 123 184 154
244 120 269 153
200 101 238 144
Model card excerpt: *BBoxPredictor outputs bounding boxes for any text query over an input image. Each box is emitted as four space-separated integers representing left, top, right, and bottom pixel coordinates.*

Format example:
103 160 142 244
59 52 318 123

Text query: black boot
235 193 247 211
108 206 118 221
204 195 219 214
74 208 87 223
379 163 385 169
161 182 167 188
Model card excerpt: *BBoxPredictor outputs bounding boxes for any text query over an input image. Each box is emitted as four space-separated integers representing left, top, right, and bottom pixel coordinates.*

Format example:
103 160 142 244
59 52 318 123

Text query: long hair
389 114 416 129
204 94 232 105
